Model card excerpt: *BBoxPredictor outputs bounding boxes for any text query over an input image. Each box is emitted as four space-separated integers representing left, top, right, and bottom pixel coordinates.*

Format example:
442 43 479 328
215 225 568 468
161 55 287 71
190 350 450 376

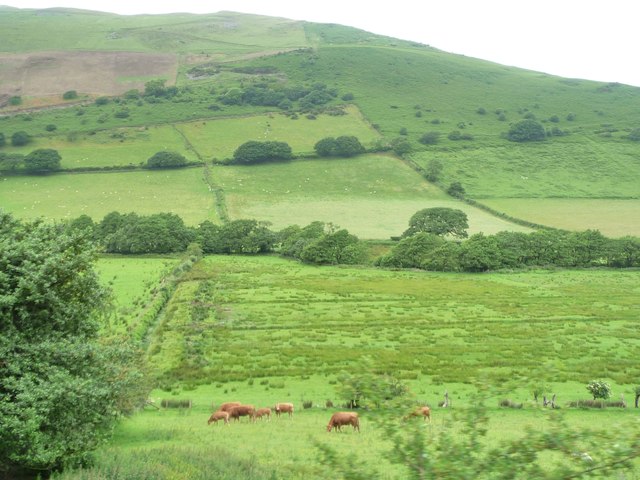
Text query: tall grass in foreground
51 446 279 480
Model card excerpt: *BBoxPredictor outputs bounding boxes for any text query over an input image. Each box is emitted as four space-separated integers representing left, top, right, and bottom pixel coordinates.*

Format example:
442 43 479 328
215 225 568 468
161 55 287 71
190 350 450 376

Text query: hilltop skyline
1 0 639 87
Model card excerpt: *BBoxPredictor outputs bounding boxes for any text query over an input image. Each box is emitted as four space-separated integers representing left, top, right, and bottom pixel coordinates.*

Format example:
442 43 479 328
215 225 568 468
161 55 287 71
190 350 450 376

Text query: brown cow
327 412 360 432
253 407 272 421
274 402 294 418
405 406 431 422
207 410 230 426
228 404 256 422
217 401 242 412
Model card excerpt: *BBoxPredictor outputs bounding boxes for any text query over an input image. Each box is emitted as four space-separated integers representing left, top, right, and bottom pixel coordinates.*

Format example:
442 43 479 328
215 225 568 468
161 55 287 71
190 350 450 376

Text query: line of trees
378 229 640 271
65 209 640 271
67 213 366 266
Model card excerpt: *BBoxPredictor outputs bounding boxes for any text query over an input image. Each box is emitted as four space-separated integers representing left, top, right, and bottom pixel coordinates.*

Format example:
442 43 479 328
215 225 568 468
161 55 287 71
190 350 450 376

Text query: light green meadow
212 154 531 238
0 168 217 224
177 105 381 161
481 198 640 237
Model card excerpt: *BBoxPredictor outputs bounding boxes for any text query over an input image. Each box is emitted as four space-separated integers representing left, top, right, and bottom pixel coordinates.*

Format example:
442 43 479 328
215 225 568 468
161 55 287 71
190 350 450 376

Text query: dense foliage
314 135 365 157
507 119 547 142
24 148 62 173
0 213 147 476
379 229 640 271
232 140 293 164
145 150 188 169
402 207 469 239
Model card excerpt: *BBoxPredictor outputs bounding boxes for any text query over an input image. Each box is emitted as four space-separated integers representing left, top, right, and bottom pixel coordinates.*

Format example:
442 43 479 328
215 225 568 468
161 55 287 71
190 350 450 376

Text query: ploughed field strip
146 256 640 386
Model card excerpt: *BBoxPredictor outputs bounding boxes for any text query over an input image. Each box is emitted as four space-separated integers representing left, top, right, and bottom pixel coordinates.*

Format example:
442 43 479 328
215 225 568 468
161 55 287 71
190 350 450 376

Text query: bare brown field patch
0 51 178 99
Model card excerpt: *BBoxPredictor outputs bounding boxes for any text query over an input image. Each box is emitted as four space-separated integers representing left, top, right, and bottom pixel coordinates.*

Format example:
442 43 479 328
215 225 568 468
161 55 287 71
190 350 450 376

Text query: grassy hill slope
1 8 639 235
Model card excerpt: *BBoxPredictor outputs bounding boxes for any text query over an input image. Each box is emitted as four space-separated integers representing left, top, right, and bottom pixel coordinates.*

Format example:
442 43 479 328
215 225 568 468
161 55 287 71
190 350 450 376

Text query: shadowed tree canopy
402 207 469 239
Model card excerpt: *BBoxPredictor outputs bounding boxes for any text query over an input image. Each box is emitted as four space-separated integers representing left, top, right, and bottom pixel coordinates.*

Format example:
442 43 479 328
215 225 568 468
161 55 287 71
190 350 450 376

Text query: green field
212 154 531 238
56 254 640 479
95 255 178 330
147 255 640 387
179 105 380 161
481 198 640 237
0 168 217 224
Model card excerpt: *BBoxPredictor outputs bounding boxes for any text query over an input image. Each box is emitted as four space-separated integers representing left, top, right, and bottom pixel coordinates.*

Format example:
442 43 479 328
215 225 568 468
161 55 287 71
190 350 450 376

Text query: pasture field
148 255 640 388
95 255 179 334
62 254 640 479
0 168 217 224
52 381 639 480
212 154 531 239
410 135 640 200
178 105 381 161
481 198 640 238
2 125 193 169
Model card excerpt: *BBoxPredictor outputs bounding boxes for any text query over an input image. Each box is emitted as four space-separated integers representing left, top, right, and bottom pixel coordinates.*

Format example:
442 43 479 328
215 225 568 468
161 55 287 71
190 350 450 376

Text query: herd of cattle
207 402 431 432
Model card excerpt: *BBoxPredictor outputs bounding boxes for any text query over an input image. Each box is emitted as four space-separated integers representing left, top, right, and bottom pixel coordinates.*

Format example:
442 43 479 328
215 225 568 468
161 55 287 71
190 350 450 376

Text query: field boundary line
203 163 229 223
397 154 557 232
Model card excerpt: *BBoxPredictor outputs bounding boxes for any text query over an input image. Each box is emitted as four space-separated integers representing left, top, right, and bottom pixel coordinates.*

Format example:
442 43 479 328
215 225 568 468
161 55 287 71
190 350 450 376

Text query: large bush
314 136 364 157
232 141 292 164
24 148 61 173
507 119 546 142
11 131 31 146
0 214 147 476
146 151 188 169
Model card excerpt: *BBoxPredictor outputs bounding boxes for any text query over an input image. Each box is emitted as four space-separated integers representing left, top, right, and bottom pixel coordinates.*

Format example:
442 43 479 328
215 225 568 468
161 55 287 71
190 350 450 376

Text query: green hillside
1 8 638 235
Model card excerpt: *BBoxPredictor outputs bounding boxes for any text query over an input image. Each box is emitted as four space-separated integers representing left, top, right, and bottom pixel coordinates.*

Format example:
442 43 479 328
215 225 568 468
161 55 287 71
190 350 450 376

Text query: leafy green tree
446 181 465 198
507 119 546 142
9 96 22 106
144 79 168 97
335 135 365 157
62 90 78 100
390 137 412 155
24 148 61 173
11 131 31 146
0 213 147 476
458 233 501 272
607 236 640 267
232 141 293 164
146 151 188 169
314 136 364 157
402 207 469 239
586 380 612 401
299 228 365 265
377 233 446 268
103 213 194 254
279 221 326 258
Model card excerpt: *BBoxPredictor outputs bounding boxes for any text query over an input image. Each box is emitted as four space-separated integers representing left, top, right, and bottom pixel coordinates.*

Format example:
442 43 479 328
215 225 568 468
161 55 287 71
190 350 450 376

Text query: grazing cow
327 412 360 432
405 406 431 422
207 410 230 426
274 402 294 418
253 407 272 422
217 401 242 412
228 404 256 422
